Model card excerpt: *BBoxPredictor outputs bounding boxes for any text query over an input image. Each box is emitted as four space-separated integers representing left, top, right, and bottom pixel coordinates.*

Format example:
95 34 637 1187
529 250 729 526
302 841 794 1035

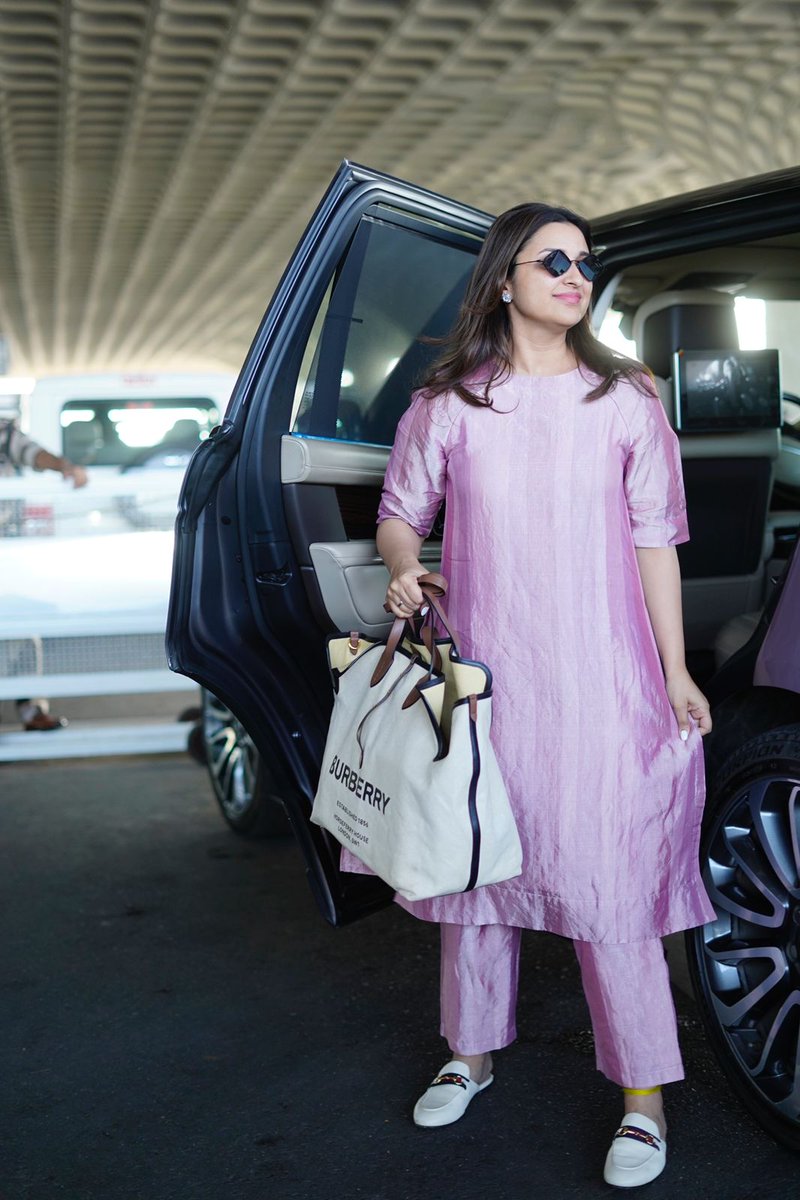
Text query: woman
370 202 715 1187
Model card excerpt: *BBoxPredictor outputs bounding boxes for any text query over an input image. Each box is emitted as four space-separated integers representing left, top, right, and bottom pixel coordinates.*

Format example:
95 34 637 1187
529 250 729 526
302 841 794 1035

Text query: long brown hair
421 202 650 406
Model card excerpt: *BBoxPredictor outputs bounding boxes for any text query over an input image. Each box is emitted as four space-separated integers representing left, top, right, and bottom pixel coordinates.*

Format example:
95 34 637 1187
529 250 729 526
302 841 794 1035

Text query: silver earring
502 290 512 303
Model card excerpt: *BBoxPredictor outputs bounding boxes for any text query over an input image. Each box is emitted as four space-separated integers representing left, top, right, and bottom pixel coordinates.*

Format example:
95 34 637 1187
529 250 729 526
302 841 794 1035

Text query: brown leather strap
423 588 462 657
370 615 408 687
373 572 457 689
416 571 448 597
381 571 447 616
401 599 455 710
357 654 420 766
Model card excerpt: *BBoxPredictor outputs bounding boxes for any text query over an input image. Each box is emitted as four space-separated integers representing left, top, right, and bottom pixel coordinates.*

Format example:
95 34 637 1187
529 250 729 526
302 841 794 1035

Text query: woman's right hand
385 563 428 620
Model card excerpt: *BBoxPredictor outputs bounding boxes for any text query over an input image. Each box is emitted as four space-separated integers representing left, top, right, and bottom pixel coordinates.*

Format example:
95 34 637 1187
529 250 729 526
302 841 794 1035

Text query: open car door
167 162 491 924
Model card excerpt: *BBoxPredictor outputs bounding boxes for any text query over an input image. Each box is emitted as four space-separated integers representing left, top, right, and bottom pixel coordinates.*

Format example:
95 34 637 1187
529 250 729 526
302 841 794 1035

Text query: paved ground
1 754 797 1200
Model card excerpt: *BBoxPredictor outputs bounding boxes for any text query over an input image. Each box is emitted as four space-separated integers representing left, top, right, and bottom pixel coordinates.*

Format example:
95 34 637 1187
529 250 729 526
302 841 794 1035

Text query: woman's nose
560 261 585 286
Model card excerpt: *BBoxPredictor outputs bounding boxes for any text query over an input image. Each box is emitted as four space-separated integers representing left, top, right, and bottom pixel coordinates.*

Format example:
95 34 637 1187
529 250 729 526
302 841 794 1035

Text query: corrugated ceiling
0 0 798 373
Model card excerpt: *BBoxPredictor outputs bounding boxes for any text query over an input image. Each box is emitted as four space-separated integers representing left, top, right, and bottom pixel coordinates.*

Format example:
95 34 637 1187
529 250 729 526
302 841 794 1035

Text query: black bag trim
465 711 482 891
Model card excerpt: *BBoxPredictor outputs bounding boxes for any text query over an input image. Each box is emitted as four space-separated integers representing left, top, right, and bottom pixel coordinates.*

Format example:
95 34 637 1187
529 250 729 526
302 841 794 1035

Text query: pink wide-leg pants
440 923 684 1087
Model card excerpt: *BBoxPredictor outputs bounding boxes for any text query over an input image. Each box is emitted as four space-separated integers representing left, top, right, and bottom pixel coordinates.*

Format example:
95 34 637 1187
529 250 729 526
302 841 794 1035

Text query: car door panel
308 539 442 636
282 434 440 635
280 433 388 485
168 161 490 924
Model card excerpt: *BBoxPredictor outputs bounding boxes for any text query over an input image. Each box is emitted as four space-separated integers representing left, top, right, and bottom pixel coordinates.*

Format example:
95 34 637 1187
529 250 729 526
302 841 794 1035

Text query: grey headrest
633 290 739 378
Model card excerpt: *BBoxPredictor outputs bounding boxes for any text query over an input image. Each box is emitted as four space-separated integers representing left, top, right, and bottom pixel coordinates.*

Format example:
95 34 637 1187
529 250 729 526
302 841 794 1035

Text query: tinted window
291 213 479 446
60 398 220 467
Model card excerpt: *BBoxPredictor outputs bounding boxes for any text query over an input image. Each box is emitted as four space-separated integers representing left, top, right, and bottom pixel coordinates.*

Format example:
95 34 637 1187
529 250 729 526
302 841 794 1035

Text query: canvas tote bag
311 574 522 902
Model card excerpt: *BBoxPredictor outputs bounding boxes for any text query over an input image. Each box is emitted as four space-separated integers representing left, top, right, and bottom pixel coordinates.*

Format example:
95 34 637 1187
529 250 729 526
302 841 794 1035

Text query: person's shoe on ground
16 701 68 732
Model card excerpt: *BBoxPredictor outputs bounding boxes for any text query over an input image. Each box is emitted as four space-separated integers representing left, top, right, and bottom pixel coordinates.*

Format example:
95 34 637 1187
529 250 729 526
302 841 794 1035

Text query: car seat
62 417 104 465
632 290 782 658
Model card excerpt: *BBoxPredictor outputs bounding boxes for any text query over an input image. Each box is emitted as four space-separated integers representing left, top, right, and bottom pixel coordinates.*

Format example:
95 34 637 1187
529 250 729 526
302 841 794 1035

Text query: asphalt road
1 754 797 1200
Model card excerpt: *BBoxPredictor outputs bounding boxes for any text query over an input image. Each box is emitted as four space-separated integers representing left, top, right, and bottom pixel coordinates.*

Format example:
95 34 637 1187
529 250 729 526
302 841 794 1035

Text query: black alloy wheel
201 690 290 837
687 726 800 1151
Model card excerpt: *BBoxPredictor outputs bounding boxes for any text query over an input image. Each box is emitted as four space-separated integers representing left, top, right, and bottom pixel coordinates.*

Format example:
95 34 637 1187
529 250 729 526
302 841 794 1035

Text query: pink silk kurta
340 366 716 943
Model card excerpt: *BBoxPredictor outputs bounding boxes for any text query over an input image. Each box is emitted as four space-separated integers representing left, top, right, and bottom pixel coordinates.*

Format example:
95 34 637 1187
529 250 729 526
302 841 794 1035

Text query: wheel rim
203 694 258 822
698 770 800 1126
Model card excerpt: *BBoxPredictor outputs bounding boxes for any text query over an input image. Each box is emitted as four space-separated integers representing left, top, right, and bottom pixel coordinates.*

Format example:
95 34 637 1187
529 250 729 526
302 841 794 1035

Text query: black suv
168 162 800 1149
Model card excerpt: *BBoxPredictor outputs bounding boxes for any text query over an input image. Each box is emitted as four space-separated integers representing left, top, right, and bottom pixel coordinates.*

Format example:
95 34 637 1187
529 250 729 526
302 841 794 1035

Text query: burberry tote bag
311 574 522 902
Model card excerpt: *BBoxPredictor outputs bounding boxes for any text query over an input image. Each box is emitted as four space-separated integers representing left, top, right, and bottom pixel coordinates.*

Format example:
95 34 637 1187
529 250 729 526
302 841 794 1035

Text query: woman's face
503 221 593 333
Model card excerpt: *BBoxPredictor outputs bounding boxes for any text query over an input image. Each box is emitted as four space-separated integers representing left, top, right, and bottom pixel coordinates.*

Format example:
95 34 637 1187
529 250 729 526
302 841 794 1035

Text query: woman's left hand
665 669 712 739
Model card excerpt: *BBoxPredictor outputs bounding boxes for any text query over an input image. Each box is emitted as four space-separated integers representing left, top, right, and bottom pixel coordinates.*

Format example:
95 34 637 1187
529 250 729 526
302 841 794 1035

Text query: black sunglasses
514 248 605 282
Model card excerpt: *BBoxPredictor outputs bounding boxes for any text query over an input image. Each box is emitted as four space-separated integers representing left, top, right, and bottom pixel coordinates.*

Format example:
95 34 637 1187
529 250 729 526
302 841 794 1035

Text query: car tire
686 725 800 1151
201 690 291 837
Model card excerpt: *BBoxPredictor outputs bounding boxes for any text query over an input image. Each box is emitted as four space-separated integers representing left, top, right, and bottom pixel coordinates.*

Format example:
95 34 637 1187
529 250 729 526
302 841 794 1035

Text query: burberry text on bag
328 755 391 813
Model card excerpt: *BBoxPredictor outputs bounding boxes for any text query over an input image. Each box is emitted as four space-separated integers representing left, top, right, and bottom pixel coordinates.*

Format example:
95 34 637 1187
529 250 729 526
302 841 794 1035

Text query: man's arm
32 447 88 487
1 420 88 487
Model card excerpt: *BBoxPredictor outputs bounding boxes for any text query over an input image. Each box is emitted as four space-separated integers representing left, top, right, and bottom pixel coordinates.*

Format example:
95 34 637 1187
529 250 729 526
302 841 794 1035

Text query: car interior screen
673 348 782 432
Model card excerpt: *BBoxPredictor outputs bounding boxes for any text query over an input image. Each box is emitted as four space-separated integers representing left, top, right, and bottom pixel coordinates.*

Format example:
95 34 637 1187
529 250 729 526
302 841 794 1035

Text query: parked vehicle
14 372 234 536
168 162 800 1148
0 373 233 726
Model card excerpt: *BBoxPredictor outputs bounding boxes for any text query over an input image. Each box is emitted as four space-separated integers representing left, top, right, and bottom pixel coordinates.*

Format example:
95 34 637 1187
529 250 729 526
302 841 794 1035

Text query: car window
60 397 220 467
291 211 480 446
761 299 800 398
596 304 638 358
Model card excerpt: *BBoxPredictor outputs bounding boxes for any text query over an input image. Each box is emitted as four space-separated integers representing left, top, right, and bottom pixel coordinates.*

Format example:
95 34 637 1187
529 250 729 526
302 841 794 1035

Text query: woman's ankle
622 1088 666 1139
452 1050 493 1084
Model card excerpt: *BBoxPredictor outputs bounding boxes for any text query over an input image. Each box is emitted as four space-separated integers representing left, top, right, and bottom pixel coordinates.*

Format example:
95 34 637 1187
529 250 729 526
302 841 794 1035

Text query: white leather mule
412 1058 494 1128
603 1111 667 1188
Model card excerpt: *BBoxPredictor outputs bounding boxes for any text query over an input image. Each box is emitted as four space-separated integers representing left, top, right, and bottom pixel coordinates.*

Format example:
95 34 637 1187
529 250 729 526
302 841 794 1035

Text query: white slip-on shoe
412 1059 494 1128
603 1112 667 1188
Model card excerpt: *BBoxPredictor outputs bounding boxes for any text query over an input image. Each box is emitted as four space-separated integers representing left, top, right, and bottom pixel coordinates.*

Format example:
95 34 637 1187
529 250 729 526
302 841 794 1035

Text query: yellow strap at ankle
623 1086 662 1096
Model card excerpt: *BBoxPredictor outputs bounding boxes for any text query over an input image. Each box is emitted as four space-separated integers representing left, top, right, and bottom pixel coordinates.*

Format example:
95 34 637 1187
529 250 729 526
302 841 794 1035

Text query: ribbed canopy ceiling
0 0 798 373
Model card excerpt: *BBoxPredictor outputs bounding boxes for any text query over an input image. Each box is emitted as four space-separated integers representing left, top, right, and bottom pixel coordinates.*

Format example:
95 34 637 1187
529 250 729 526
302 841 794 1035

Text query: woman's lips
554 292 582 305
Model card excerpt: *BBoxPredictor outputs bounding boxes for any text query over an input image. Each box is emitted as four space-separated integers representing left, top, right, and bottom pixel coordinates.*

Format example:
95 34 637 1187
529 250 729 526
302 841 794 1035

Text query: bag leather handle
357 654 420 766
416 571 447 597
370 615 408 687
372 573 461 689
421 588 461 657
380 571 448 619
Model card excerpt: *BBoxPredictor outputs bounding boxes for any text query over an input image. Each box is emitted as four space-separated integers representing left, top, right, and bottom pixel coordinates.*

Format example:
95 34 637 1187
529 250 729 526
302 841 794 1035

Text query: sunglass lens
578 254 604 281
542 249 571 277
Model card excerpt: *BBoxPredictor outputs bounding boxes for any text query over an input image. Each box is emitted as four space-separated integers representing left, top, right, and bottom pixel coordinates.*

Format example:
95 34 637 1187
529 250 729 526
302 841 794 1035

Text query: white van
0 373 235 753
14 372 234 536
